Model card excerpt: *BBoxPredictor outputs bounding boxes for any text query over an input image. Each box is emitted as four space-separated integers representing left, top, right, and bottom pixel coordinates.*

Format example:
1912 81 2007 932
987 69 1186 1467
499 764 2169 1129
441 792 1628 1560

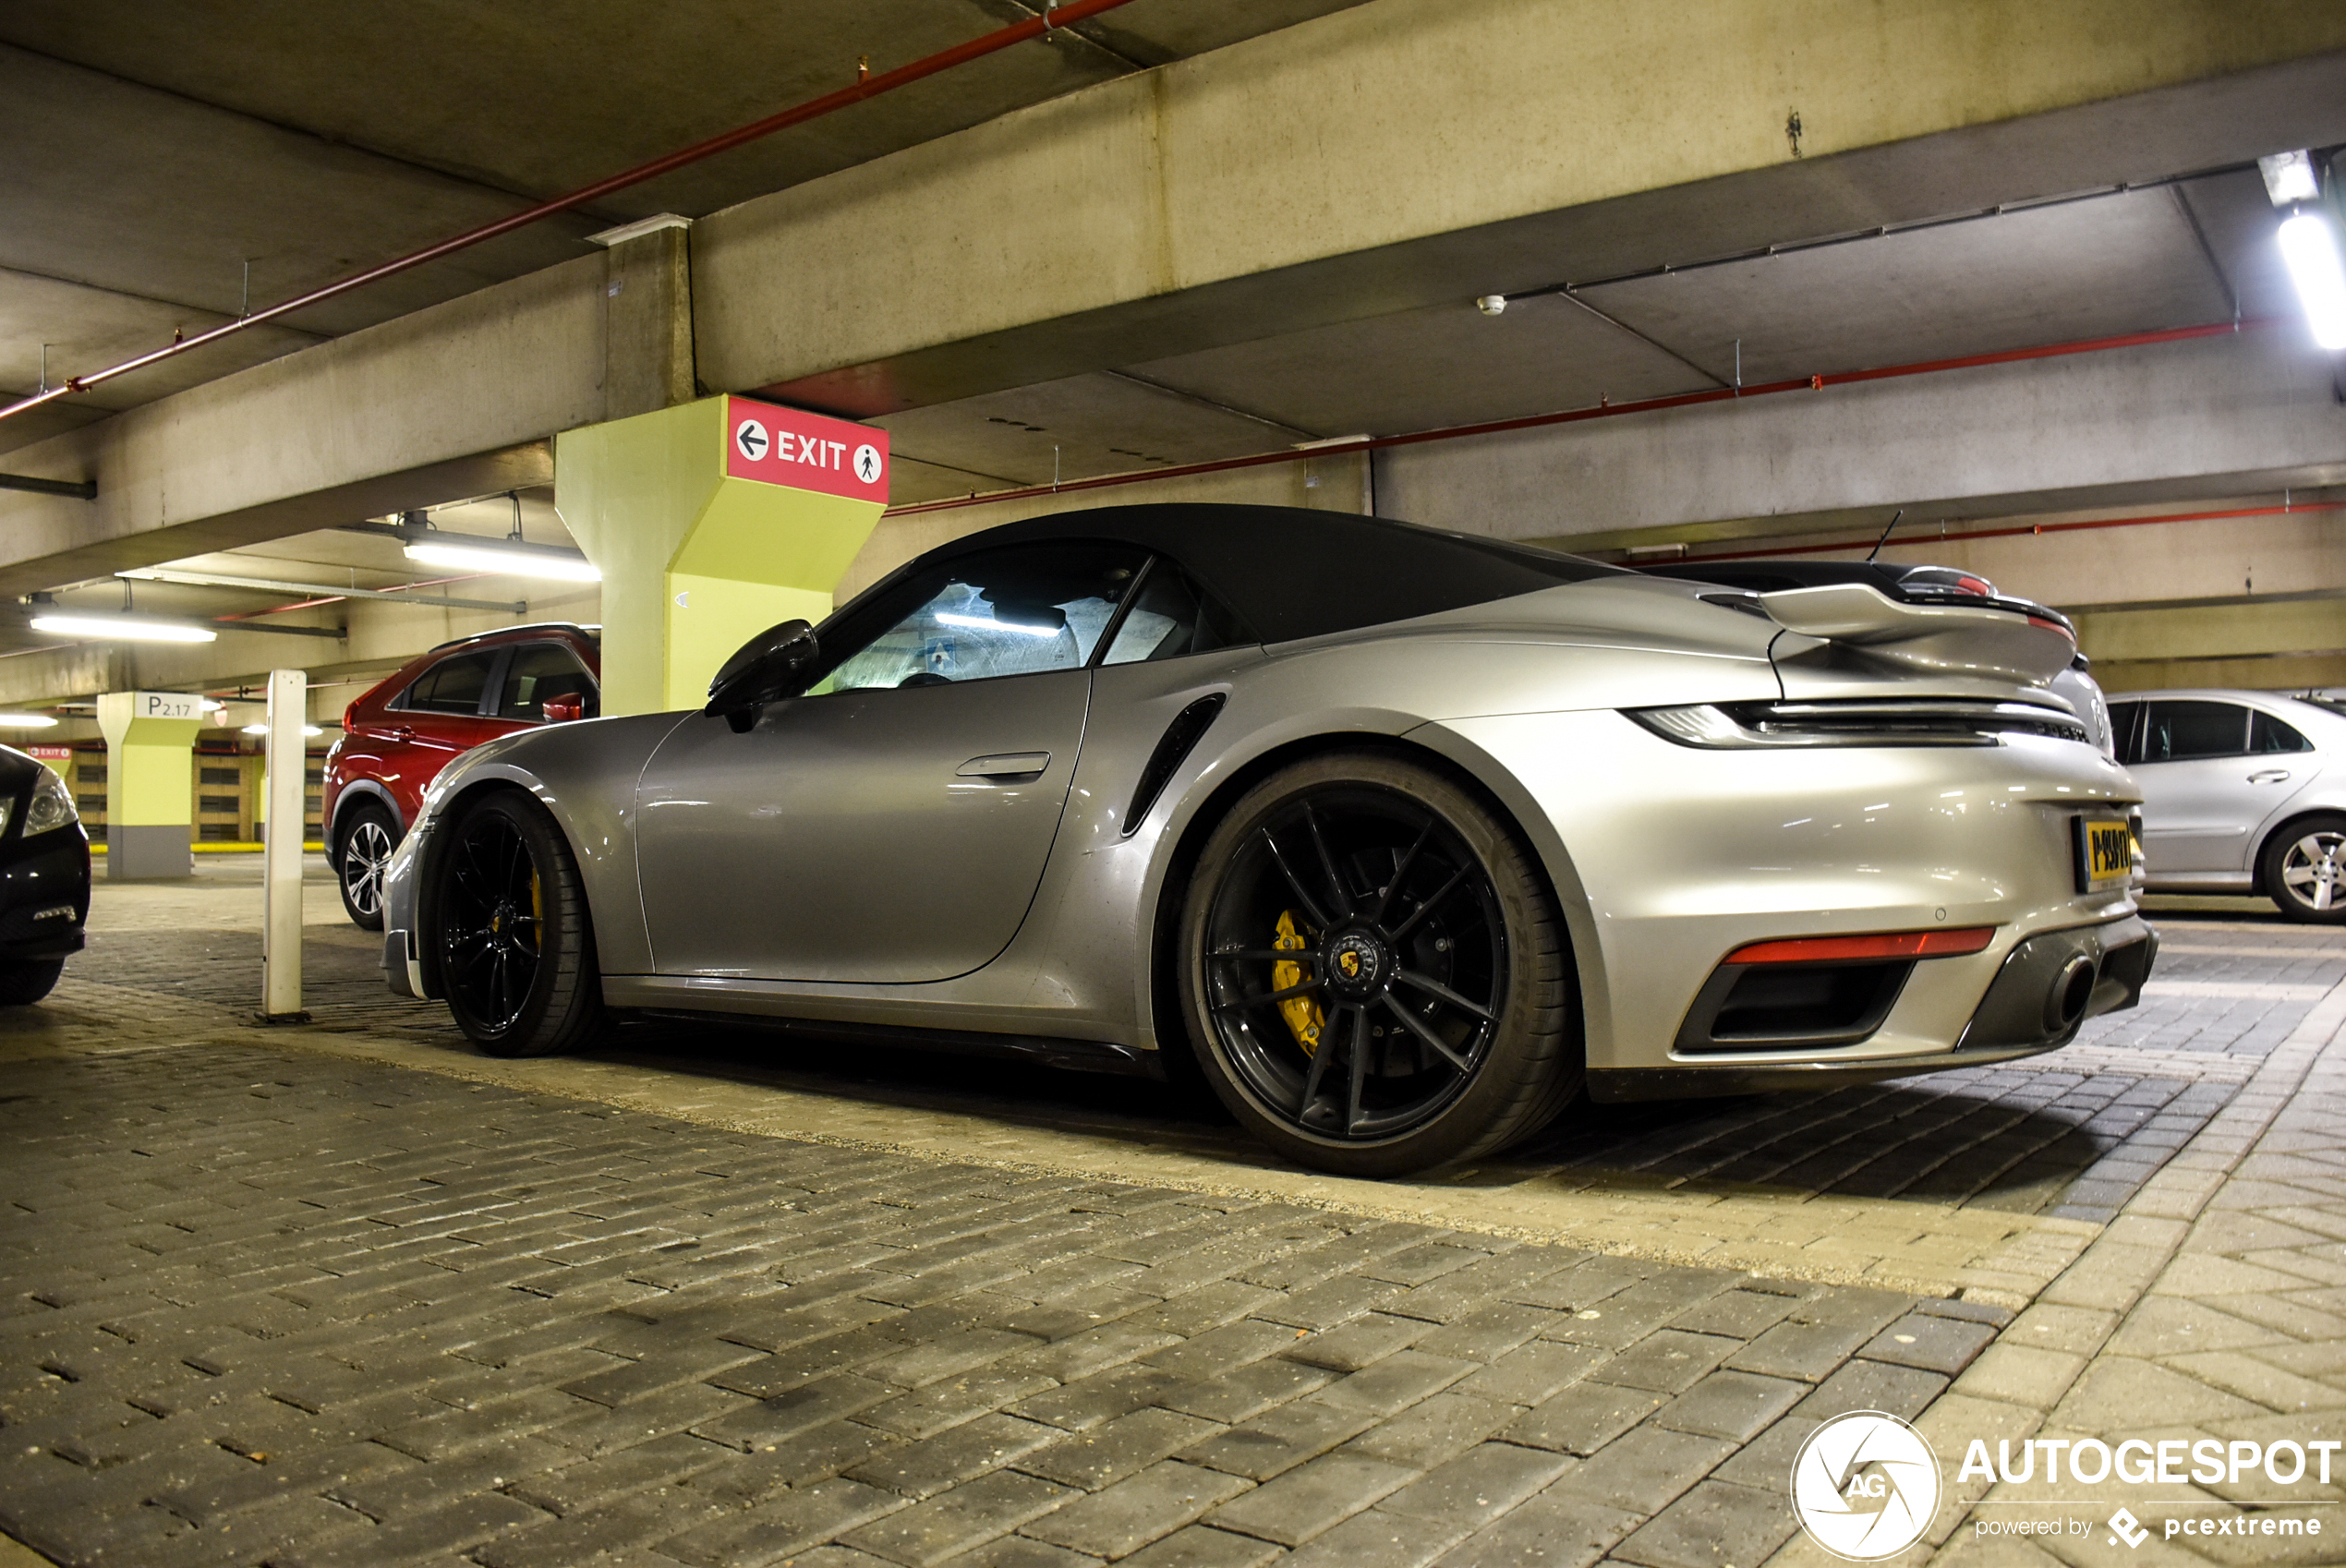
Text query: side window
809 541 1147 694
2107 701 2142 766
2251 710 2314 754
498 644 599 721
1102 563 1252 666
2140 700 2249 763
397 650 498 716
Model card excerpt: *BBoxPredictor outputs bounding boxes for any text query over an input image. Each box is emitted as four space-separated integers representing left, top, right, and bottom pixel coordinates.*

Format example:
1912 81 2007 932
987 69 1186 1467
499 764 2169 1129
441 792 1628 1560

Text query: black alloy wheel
1179 751 1578 1176
2262 814 2346 924
431 790 607 1056
335 802 400 931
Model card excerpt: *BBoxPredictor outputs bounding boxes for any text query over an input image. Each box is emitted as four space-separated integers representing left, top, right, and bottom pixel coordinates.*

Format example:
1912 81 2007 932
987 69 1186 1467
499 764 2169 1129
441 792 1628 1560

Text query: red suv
324 623 600 928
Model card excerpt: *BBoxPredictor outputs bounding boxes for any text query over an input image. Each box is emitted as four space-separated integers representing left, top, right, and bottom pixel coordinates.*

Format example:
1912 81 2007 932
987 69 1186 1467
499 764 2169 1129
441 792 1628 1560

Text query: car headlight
23 767 79 835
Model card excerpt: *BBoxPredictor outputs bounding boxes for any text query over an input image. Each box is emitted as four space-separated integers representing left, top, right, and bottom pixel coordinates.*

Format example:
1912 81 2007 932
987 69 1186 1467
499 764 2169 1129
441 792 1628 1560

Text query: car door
2131 699 2290 874
381 645 507 788
634 539 1150 983
486 640 600 730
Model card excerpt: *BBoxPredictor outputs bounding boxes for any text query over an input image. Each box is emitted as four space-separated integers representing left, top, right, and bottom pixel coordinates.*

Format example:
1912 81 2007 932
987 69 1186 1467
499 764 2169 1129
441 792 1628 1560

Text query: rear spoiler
1758 583 2077 684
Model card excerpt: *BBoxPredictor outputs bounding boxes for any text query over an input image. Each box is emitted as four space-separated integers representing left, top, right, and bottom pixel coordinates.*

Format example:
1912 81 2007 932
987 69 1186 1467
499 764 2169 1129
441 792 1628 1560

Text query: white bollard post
260 668 309 1022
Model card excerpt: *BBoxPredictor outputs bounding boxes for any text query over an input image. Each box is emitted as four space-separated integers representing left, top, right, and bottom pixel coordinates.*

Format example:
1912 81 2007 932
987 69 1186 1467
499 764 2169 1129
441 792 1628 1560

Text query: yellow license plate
2076 817 2135 892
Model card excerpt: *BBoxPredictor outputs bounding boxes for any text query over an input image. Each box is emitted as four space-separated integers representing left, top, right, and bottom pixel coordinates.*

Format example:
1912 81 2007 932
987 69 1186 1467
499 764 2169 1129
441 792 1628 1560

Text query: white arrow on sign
734 419 769 462
853 443 883 485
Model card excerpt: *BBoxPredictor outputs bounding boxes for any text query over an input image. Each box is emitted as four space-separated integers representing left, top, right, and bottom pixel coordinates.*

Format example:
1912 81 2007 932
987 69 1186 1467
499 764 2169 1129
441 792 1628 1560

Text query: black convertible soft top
908 503 1623 645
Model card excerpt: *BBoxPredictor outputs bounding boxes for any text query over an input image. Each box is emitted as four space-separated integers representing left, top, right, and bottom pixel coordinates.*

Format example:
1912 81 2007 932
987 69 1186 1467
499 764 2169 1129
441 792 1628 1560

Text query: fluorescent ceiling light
404 539 600 582
935 611 1059 636
243 723 323 737
30 613 216 644
0 714 59 729
2260 151 2321 207
2278 211 2346 351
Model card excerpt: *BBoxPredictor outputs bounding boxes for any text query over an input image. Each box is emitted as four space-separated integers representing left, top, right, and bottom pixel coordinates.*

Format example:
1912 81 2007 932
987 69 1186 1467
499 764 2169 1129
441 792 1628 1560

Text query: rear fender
1131 701 1602 1067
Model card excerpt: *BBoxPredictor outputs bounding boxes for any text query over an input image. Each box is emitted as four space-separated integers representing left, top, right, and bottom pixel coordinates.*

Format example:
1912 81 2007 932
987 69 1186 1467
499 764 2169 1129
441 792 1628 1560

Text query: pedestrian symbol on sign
853 443 882 485
734 419 769 463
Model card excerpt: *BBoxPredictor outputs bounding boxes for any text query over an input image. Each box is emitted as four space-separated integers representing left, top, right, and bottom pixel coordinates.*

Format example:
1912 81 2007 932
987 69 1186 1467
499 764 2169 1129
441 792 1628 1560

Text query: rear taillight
1628 698 2090 749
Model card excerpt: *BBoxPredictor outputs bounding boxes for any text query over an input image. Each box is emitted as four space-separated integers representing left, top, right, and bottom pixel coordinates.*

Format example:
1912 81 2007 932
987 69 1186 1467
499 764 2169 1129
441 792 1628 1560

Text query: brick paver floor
3 884 2340 1566
0 1041 1976 1568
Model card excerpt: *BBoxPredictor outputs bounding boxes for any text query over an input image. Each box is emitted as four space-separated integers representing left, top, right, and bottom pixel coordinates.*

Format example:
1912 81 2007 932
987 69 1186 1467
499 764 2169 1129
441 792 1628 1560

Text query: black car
0 745 91 1004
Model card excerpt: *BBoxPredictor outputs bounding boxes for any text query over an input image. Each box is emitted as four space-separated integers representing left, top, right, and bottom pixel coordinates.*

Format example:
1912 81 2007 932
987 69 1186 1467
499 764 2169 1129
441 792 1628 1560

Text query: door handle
384 726 415 742
2248 769 2292 784
957 752 1050 779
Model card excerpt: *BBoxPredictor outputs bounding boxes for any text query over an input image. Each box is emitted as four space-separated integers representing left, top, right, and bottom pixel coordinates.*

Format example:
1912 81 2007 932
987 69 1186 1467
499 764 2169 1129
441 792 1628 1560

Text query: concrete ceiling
870 168 2311 504
0 0 1378 451
2 4 2340 695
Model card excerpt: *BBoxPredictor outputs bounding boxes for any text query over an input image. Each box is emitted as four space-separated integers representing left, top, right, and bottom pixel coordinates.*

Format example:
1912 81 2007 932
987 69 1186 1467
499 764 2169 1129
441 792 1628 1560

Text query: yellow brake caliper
1273 910 1325 1056
529 867 543 952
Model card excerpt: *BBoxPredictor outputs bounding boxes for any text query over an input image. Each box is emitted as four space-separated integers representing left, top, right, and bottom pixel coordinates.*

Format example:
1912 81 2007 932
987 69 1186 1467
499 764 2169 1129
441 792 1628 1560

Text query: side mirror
705 619 819 732
542 694 585 724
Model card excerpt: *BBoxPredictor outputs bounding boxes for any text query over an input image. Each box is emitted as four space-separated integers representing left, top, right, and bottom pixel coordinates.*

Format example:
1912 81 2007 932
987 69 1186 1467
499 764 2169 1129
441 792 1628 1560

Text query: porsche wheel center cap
1325 933 1387 999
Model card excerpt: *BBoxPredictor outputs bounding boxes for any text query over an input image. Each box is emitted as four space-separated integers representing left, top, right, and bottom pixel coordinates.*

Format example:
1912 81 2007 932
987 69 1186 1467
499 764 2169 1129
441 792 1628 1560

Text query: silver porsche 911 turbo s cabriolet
380 503 2156 1176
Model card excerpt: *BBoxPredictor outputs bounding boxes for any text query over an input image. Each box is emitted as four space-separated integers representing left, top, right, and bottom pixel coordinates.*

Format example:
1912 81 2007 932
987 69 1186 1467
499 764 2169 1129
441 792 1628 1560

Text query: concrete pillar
555 394 891 717
95 691 202 880
594 215 696 422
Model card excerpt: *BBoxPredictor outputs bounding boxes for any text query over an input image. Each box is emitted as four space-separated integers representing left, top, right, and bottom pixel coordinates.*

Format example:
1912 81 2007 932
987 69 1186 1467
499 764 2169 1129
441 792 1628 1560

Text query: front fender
382 711 690 996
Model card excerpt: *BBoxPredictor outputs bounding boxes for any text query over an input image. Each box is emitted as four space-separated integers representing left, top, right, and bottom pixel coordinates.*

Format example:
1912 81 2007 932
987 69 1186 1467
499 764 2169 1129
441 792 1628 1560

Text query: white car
2108 689 2346 921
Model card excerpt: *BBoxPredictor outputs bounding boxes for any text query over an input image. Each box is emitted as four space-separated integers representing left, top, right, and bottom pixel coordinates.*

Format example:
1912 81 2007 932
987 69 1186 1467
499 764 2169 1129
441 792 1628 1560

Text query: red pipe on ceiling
883 318 2267 517
0 0 1143 427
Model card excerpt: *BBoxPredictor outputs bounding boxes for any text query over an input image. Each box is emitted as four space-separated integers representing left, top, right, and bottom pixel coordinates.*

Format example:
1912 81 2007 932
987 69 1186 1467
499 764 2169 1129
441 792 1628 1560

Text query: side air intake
1122 694 1227 838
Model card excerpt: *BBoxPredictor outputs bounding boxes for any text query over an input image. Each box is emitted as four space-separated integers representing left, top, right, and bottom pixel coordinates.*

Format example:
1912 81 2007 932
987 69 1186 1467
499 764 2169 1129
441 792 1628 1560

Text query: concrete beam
702 0 2346 413
2075 596 2346 665
0 256 597 594
1386 326 2346 549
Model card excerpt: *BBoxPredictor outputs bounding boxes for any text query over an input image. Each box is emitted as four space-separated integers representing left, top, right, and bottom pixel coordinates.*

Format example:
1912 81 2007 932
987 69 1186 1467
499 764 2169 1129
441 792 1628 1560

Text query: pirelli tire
1178 750 1580 1177
428 789 610 1057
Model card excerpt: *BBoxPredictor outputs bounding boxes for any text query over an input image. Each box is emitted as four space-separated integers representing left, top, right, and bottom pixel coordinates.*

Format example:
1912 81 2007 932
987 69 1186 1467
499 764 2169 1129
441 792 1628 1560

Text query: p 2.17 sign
724 396 889 504
135 692 203 721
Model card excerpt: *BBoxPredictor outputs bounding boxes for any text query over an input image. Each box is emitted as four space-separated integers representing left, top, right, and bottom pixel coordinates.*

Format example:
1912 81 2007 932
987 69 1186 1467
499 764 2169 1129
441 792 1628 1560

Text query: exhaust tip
2046 953 2098 1032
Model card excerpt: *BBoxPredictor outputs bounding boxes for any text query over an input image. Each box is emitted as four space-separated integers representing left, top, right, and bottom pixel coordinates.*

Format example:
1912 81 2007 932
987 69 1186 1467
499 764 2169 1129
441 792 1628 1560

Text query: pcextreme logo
1791 1412 1942 1560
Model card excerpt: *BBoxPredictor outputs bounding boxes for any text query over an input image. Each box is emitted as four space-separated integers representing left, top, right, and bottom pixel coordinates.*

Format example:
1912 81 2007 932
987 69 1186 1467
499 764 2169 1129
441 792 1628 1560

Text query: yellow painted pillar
96 691 204 880
554 394 890 717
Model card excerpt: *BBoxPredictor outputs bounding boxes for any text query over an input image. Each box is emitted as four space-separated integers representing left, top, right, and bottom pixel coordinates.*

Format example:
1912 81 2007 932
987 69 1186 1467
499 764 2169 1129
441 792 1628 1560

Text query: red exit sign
723 395 889 503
